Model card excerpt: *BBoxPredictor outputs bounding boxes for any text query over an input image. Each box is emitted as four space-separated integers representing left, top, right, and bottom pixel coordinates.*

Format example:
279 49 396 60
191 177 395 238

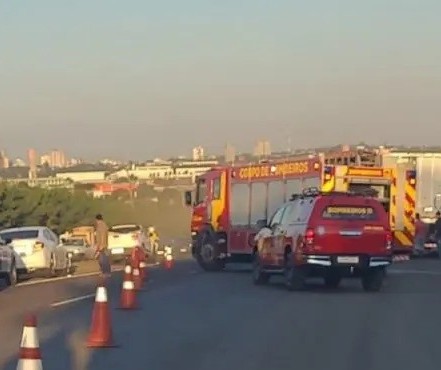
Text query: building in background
40 154 50 166
253 140 271 157
40 149 67 168
27 148 37 179
50 149 67 168
0 150 9 169
224 143 236 164
192 146 204 161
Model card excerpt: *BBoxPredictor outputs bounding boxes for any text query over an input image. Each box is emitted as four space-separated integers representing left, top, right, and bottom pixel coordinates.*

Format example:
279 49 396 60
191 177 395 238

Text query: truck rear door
310 198 390 256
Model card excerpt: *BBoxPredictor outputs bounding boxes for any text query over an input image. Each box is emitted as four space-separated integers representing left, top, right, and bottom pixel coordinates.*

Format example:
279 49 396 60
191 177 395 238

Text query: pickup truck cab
253 188 393 292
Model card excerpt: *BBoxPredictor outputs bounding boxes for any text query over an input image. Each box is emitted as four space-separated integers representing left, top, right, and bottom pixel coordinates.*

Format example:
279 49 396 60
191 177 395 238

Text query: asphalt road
1 257 441 370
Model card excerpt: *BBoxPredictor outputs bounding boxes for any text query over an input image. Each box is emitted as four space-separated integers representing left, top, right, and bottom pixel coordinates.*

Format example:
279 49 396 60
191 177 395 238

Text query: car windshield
0 230 39 240
109 225 140 233
321 205 377 221
62 238 85 246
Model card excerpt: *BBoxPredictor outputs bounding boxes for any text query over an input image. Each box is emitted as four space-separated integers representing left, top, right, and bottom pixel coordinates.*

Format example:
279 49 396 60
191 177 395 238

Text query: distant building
40 154 50 166
192 146 205 161
49 149 67 168
322 145 380 167
254 140 271 157
27 148 37 179
0 150 10 169
225 143 236 163
13 158 26 167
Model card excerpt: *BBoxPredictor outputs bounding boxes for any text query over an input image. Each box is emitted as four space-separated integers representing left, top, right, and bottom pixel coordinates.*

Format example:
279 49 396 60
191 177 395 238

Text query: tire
46 255 56 278
361 267 385 292
195 233 225 272
56 255 69 277
284 252 306 291
5 261 18 286
252 253 270 285
324 271 342 289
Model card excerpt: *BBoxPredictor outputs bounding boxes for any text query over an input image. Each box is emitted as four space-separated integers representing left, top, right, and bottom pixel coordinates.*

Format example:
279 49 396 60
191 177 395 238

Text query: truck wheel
324 270 342 289
252 253 270 285
361 267 385 292
196 234 225 272
284 252 306 291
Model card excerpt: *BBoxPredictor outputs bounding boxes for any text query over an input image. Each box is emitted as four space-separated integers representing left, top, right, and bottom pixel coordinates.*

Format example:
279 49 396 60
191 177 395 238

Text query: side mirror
4 238 12 245
184 191 192 206
256 219 267 229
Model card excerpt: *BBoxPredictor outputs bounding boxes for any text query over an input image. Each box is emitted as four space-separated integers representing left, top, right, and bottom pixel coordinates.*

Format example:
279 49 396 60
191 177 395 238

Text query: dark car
252 188 392 292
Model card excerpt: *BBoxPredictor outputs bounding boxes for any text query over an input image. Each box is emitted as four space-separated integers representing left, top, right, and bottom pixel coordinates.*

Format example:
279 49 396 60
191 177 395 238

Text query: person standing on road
94 214 111 279
414 213 426 256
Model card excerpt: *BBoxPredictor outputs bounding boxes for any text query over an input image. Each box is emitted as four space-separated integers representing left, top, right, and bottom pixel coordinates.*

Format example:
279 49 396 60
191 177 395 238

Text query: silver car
60 237 90 261
0 237 18 286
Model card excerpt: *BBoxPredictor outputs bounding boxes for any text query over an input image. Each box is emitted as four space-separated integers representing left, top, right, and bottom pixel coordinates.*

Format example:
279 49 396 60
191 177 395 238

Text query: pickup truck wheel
361 267 385 292
6 261 18 286
196 234 225 272
252 253 270 285
284 253 306 291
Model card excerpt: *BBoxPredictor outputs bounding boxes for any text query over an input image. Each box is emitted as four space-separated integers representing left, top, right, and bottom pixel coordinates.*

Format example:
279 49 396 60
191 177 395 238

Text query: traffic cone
164 253 174 269
86 285 116 348
119 274 138 310
132 267 143 291
16 314 43 370
123 262 132 281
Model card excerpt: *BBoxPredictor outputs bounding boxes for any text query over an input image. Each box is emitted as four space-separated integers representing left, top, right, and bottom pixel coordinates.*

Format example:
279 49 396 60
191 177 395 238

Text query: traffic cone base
86 286 118 348
17 314 43 370
132 268 144 291
139 261 148 281
164 254 174 269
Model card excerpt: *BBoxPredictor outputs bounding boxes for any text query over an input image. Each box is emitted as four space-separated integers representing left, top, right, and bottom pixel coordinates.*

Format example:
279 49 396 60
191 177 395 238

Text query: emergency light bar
290 187 379 201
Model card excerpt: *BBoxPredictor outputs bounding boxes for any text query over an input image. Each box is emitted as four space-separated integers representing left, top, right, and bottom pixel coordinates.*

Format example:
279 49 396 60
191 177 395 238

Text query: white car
108 224 147 261
0 237 18 286
0 226 68 278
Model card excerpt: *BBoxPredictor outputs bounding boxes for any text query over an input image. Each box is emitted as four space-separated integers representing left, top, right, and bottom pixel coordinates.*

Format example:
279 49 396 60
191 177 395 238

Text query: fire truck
184 157 323 271
185 153 441 271
322 152 441 253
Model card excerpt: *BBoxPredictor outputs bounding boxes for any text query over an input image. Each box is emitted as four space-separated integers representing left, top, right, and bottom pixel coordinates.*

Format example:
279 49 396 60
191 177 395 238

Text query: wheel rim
201 244 215 263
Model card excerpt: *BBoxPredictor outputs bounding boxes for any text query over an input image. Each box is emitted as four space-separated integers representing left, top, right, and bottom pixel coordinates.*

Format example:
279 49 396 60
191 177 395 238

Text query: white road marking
388 269 441 276
50 293 96 307
16 262 158 287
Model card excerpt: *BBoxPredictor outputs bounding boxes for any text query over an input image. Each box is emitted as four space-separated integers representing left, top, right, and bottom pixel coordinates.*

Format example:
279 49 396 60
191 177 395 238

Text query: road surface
1 257 441 370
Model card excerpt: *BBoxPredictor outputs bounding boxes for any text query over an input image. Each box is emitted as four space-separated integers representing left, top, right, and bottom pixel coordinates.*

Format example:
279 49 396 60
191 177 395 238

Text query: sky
0 0 440 161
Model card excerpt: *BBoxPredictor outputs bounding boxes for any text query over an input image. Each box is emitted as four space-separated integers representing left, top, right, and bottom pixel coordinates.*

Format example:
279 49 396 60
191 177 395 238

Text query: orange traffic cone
86 285 116 348
164 253 174 269
132 267 143 291
119 273 138 310
16 314 43 370
123 262 132 281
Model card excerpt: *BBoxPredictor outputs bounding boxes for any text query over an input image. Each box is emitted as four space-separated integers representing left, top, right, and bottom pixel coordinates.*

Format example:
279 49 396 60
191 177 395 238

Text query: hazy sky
1 0 440 160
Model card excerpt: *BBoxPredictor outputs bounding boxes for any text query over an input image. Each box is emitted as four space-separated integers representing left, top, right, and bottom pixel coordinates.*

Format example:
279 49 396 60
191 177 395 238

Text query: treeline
0 183 191 237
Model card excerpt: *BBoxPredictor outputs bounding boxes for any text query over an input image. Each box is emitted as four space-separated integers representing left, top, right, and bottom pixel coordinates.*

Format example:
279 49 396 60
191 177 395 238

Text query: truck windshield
196 179 207 204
